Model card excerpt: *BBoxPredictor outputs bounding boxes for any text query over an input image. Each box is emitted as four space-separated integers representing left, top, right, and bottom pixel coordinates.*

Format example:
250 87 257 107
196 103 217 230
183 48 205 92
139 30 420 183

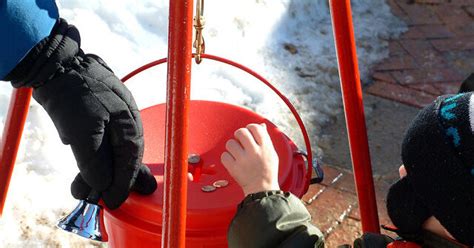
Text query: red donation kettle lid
108 100 307 236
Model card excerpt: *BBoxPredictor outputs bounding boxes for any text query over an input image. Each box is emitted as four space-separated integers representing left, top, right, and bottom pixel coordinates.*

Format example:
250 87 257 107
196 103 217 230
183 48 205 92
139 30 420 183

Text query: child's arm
222 123 324 248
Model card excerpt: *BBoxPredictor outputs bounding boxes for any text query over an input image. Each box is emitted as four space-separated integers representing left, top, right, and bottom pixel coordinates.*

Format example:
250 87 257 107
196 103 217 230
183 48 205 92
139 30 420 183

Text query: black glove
5 19 157 209
352 233 394 248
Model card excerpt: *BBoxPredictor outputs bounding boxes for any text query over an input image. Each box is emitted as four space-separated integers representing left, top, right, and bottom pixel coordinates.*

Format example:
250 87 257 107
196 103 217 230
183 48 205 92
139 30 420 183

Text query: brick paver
366 0 474 107
306 0 474 245
325 218 362 247
303 165 399 245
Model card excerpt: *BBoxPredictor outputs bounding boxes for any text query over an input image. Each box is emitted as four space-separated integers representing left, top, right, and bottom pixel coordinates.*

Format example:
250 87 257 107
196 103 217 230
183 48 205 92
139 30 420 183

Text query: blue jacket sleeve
0 0 59 80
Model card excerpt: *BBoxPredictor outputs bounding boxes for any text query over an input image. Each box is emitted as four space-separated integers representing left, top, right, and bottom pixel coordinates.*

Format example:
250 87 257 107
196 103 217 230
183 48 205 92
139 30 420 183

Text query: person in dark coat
386 93 474 247
0 0 157 210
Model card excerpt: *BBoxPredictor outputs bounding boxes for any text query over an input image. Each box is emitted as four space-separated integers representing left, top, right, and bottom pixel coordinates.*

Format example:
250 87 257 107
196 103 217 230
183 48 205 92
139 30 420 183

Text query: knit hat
386 93 474 246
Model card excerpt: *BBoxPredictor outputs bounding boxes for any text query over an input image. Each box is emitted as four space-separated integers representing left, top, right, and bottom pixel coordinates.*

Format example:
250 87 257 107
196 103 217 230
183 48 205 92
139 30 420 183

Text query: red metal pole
162 0 194 247
0 88 32 216
328 0 380 233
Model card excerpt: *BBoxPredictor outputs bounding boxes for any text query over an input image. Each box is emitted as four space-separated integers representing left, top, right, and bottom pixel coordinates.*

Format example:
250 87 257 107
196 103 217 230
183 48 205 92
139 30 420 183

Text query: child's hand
220 123 280 196
399 165 407 178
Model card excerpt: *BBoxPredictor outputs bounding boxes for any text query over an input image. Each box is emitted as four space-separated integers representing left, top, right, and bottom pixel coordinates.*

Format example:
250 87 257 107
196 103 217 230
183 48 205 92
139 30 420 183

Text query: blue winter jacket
0 0 59 80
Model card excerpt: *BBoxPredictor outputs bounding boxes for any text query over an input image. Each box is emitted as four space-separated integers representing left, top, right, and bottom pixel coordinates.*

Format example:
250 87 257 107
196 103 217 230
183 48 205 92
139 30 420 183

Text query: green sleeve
228 190 325 248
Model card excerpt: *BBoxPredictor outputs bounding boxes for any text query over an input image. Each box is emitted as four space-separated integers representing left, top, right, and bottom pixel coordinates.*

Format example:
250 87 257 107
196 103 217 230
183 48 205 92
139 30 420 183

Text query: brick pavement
303 0 474 246
366 0 474 108
303 165 397 247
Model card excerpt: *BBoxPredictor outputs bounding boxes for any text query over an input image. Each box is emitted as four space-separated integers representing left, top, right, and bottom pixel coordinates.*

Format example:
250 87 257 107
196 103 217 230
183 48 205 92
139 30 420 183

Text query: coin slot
188 163 218 183
192 164 202 182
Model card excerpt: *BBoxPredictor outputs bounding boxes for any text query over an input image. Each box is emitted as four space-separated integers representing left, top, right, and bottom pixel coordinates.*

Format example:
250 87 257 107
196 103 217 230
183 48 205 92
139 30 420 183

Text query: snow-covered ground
0 0 405 246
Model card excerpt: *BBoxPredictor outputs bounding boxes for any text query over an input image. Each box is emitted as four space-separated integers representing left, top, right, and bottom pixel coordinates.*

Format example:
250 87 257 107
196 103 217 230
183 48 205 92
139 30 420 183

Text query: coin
188 154 201 164
213 180 229 188
201 185 216 192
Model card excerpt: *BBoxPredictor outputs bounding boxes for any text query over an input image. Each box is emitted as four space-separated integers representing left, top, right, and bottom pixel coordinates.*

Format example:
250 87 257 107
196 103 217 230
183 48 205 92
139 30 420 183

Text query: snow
0 0 406 246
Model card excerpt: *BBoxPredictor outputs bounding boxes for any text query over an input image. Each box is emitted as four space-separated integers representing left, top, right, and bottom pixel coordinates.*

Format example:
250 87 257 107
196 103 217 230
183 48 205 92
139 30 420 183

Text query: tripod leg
0 88 32 216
